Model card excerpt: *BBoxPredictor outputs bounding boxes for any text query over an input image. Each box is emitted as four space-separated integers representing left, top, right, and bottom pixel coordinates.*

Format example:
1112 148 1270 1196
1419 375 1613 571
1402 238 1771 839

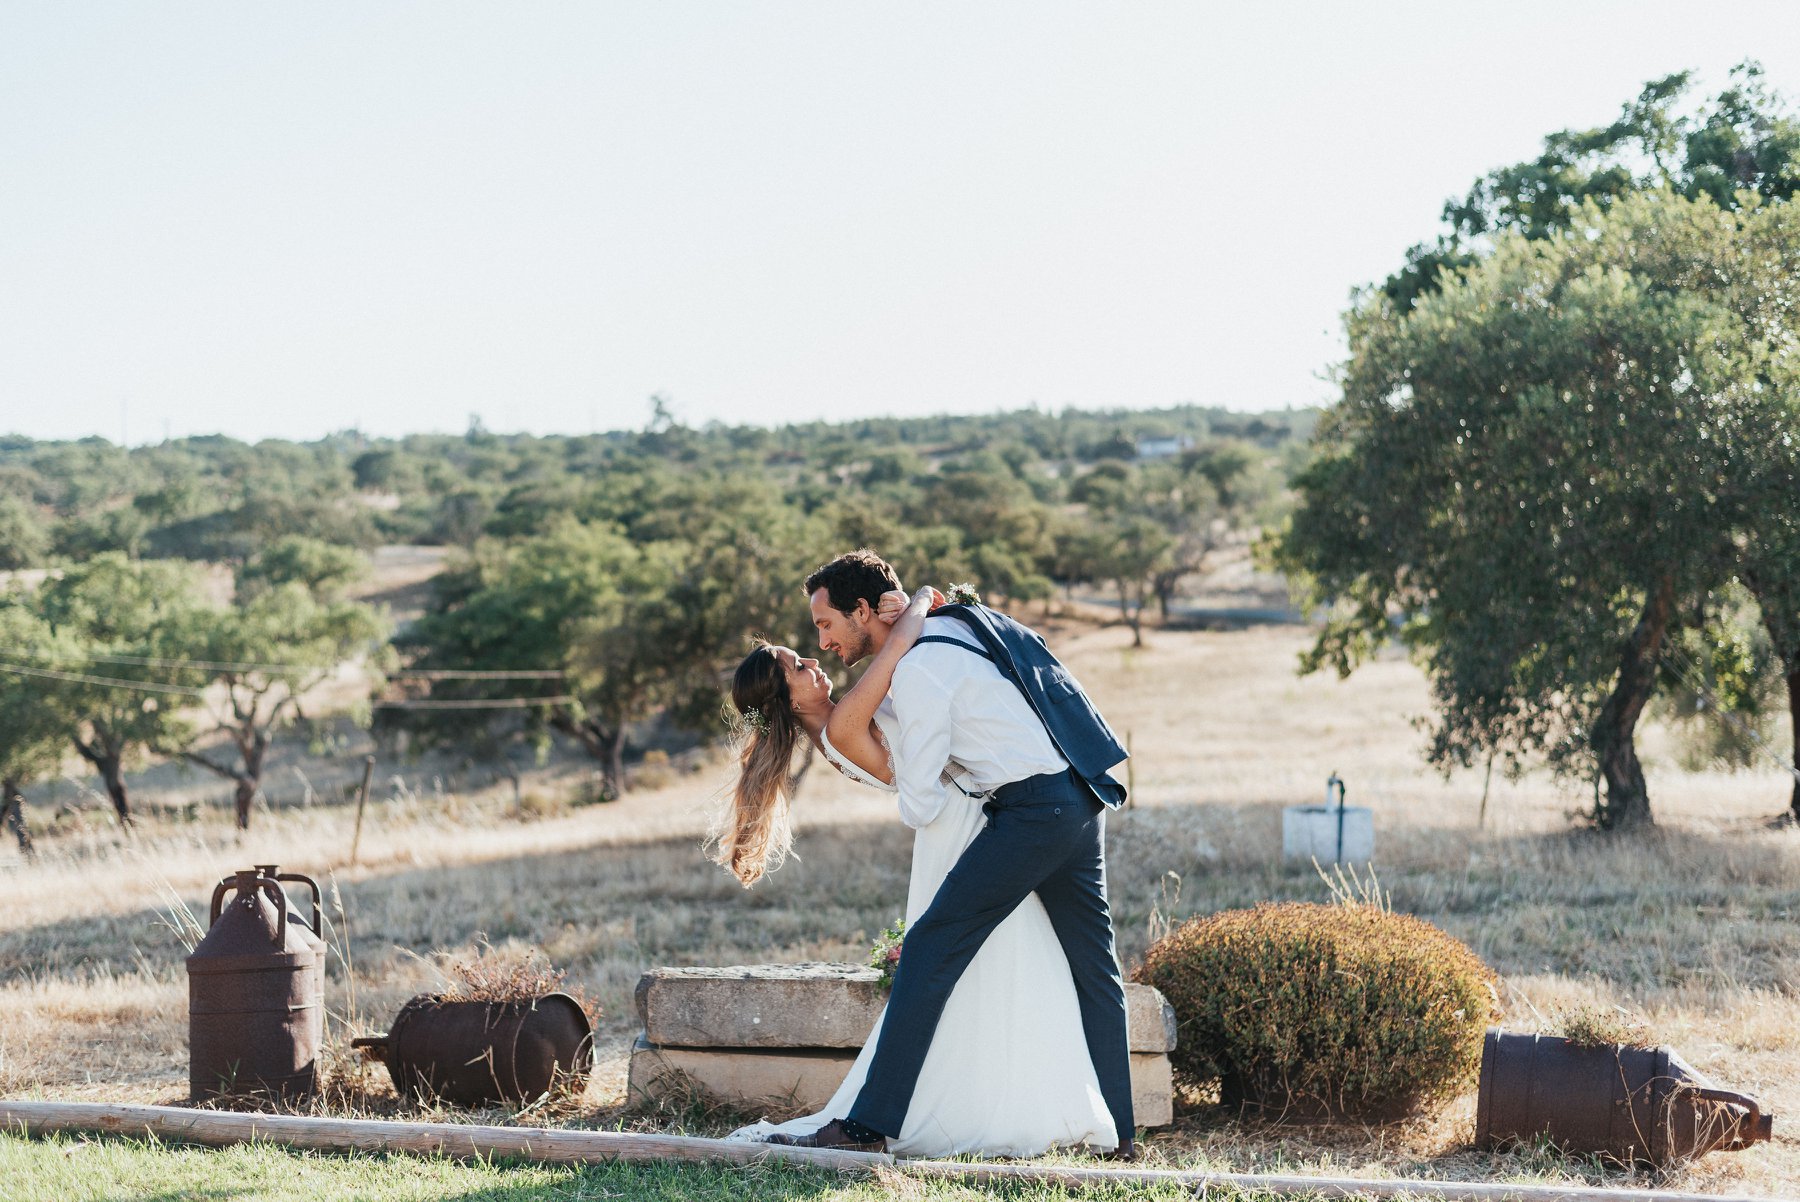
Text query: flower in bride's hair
945 581 981 606
738 705 770 736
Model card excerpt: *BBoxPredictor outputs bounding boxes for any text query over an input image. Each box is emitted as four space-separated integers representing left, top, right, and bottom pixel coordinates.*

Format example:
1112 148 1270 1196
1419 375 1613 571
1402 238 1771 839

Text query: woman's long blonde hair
712 642 803 886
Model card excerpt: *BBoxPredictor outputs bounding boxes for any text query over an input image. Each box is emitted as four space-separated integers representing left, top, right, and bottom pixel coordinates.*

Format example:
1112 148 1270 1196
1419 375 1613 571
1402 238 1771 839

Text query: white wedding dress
729 709 1117 1157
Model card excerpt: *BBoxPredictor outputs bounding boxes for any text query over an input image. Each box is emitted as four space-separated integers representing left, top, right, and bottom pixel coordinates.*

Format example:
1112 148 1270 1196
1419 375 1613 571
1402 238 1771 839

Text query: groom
769 549 1136 1157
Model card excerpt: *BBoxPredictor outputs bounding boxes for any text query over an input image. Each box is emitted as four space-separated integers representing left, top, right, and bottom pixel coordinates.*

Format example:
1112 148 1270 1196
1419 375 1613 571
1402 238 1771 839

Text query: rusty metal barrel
186 867 323 1102
1476 1030 1773 1166
354 992 592 1107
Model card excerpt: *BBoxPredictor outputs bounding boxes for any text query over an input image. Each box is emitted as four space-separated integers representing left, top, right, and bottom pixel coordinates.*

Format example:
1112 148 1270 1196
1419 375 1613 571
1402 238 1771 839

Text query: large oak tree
1273 191 1792 828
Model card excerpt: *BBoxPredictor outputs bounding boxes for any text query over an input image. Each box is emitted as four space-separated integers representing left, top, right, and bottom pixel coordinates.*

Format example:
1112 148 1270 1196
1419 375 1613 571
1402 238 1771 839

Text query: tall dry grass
2 618 1796 1194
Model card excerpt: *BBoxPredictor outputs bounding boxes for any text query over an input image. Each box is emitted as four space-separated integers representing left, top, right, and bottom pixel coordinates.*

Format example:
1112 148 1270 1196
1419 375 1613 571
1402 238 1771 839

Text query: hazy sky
3 3 1796 445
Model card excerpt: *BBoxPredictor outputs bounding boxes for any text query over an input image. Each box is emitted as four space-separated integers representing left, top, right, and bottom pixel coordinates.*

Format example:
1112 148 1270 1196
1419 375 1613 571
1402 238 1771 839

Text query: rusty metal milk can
254 863 327 1016
354 992 593 1107
186 867 323 1102
1476 1030 1773 1166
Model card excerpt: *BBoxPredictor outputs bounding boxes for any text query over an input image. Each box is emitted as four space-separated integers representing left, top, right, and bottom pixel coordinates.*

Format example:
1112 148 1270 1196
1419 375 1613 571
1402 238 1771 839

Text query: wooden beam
0 1101 1784 1202
0 1101 887 1173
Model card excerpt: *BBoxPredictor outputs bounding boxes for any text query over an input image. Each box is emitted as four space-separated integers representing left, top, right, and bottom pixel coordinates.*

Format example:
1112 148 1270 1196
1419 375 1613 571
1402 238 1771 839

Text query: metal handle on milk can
278 873 323 938
253 864 323 937
208 871 288 947
1679 1086 1767 1151
278 873 322 938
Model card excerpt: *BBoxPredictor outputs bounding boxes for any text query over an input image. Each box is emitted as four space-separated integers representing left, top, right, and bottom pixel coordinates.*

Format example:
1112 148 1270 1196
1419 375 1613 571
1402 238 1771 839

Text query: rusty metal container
354 992 593 1107
1476 1030 1772 1166
254 864 326 1011
186 867 323 1102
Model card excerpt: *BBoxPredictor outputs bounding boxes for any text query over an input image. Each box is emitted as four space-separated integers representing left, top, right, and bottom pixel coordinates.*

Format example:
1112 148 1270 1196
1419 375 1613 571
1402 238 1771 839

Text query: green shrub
1136 901 1498 1121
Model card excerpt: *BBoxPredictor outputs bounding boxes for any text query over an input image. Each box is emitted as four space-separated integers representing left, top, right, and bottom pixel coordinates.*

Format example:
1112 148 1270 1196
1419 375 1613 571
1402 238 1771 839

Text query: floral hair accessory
739 705 770 736
945 581 981 605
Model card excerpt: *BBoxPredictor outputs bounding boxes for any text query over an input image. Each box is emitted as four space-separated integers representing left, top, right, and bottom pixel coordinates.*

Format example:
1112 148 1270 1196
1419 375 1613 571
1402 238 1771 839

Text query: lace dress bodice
818 725 897 792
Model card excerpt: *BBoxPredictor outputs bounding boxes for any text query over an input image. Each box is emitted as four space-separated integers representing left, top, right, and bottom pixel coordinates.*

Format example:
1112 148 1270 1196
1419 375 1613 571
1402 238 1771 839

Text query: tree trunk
73 732 135 828
1117 580 1143 648
1788 668 1800 823
1 777 33 859
549 708 627 800
99 761 134 829
606 725 627 801
1592 575 1676 830
235 731 269 830
183 737 262 831
498 755 523 816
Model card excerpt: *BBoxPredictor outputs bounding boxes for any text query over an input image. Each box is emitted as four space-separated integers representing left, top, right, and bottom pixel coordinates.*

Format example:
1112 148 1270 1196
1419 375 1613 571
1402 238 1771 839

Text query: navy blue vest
915 603 1128 809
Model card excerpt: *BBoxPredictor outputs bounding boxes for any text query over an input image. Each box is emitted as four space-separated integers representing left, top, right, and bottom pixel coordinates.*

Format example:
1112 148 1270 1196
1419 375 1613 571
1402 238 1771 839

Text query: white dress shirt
886 616 1070 829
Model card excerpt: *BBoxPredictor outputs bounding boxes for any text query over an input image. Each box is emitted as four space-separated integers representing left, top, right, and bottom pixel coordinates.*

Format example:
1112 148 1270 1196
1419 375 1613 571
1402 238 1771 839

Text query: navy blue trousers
847 768 1135 1143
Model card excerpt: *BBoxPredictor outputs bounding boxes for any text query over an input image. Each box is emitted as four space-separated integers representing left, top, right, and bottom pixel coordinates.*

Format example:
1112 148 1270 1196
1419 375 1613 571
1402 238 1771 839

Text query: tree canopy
1385 62 1800 312
1274 189 1799 827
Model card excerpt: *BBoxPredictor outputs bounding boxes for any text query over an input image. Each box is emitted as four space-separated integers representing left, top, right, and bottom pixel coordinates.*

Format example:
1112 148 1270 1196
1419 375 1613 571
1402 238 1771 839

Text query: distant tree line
0 403 1309 841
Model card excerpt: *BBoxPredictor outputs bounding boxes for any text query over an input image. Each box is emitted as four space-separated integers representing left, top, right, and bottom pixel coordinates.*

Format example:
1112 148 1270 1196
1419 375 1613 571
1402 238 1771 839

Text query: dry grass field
2 609 1797 1197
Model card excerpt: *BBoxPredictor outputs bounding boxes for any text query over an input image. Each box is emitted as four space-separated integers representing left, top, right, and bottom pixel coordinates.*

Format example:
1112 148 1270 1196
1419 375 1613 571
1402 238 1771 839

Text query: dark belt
990 766 1081 805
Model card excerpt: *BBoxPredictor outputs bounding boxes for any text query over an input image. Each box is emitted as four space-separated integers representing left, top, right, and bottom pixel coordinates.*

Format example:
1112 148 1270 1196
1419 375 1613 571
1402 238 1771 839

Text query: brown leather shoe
764 1119 887 1153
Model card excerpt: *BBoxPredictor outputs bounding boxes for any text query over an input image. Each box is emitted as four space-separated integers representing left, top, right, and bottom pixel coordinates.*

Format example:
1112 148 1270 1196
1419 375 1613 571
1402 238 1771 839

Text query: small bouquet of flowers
868 917 906 989
944 581 980 605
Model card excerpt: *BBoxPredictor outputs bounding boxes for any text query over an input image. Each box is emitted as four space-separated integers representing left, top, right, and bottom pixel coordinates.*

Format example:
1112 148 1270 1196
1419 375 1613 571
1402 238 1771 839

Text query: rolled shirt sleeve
889 658 954 829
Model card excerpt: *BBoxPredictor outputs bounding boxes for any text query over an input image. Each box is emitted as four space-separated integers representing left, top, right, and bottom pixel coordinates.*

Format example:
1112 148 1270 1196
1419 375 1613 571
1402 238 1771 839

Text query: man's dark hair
804 549 901 616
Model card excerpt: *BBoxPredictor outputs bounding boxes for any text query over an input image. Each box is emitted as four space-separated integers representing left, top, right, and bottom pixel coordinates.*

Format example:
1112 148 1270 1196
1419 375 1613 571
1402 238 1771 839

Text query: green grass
0 1132 1227 1202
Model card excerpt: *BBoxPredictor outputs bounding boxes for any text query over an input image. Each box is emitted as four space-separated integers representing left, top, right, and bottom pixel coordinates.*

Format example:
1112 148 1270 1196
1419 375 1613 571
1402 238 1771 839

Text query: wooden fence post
348 755 375 867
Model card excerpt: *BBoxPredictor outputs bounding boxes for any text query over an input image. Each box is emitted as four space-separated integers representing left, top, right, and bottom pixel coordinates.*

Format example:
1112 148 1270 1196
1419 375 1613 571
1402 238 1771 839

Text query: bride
711 587 1118 1158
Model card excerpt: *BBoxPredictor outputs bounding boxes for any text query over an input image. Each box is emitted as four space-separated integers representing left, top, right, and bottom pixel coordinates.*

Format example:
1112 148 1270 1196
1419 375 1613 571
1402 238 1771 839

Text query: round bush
1136 901 1498 1121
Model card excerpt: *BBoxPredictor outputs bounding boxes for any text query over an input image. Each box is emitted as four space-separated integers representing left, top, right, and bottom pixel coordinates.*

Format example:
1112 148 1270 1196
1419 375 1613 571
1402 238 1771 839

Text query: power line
0 645 338 675
0 660 207 697
372 695 576 710
389 669 565 680
0 645 564 679
0 657 575 711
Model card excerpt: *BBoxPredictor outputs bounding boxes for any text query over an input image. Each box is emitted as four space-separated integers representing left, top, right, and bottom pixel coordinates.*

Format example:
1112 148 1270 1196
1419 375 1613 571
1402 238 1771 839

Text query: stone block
628 1036 1176 1129
1130 1052 1173 1128
1124 983 1177 1053
636 964 1179 1056
635 963 884 1049
628 1035 855 1112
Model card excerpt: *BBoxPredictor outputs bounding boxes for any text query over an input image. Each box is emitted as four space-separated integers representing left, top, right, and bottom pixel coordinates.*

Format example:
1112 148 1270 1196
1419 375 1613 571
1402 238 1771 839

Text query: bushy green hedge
1136 901 1498 1121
